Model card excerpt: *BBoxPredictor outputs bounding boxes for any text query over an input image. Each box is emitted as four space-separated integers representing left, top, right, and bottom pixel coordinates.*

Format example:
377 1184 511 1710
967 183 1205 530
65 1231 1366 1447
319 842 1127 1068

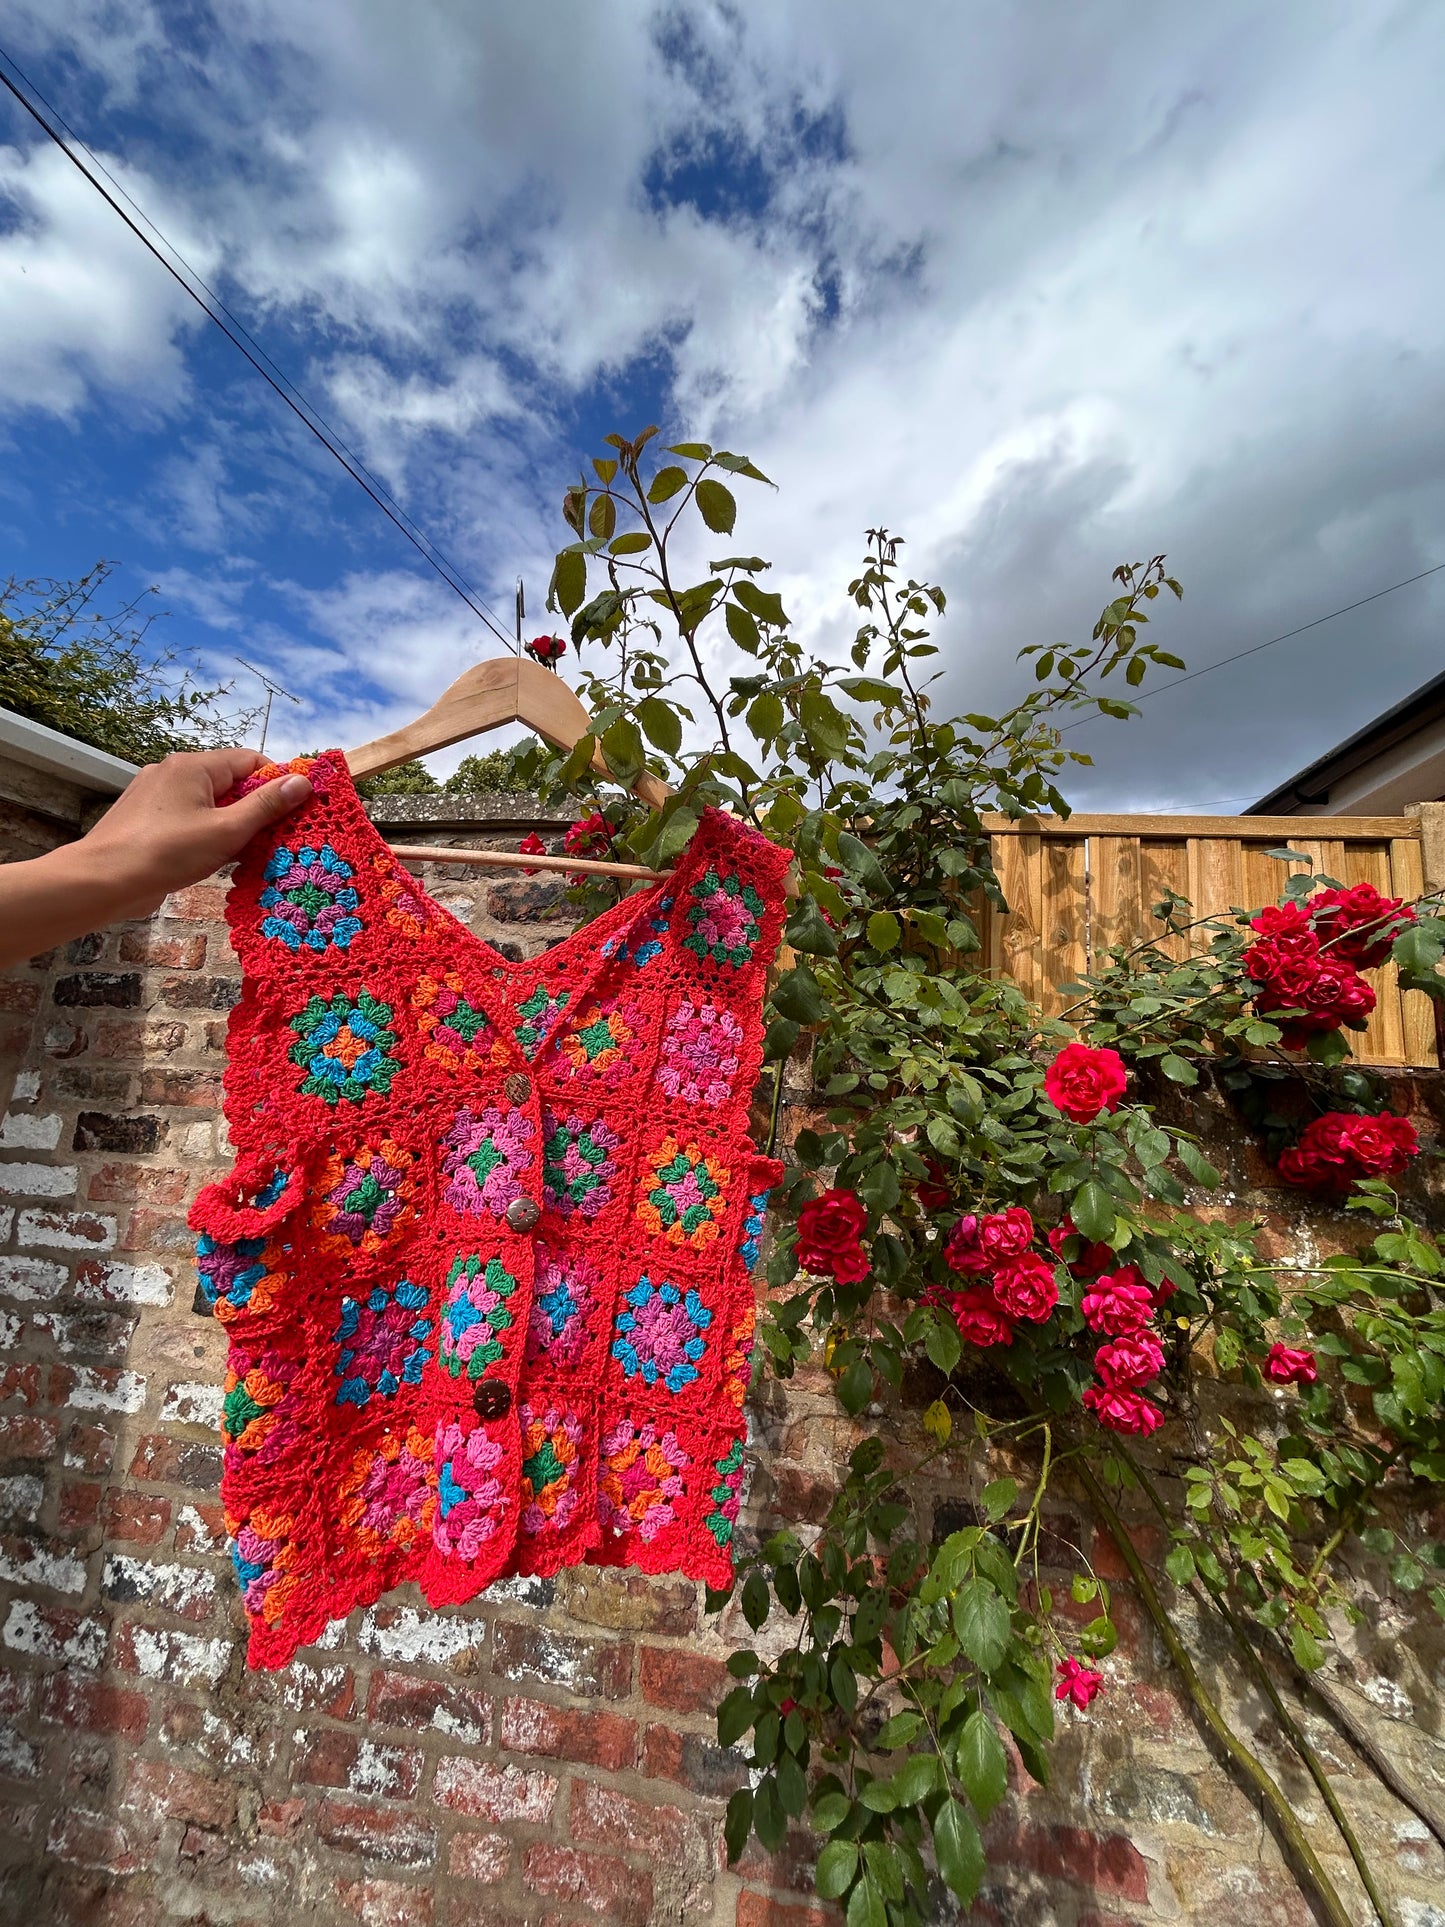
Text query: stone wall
1 783 1443 1927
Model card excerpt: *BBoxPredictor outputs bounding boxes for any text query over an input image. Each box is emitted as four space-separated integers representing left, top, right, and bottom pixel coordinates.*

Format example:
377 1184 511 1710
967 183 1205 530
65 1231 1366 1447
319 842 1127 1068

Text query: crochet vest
188 752 789 1669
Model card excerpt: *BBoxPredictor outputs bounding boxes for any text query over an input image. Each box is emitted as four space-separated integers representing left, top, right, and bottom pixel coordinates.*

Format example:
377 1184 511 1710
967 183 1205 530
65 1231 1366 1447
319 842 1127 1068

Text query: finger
217 772 314 846
186 748 271 797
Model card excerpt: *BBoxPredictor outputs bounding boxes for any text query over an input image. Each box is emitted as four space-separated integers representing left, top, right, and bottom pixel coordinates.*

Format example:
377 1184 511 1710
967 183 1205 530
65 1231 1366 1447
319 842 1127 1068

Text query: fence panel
973 814 1437 1067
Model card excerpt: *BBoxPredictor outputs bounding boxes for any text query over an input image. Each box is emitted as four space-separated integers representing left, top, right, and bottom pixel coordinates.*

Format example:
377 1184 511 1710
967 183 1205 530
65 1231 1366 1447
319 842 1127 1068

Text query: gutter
0 706 138 794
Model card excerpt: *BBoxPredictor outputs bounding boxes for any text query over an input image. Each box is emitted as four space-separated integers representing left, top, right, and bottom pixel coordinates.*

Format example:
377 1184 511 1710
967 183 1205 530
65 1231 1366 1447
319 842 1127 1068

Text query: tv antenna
515 577 525 645
235 657 302 754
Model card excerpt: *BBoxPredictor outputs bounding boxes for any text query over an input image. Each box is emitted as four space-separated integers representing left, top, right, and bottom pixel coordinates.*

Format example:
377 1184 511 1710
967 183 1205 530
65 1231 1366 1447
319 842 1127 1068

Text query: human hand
70 749 313 920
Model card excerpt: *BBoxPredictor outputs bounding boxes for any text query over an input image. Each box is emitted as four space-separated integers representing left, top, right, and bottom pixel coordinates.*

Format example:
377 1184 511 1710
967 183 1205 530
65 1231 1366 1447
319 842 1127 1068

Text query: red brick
366 1670 491 1745
57 1481 103 1530
639 1644 731 1716
63 1422 115 1473
258 1796 307 1836
523 1844 653 1926
315 1800 436 1870
119 929 207 970
640 1722 749 1798
174 1502 227 1554
122 1757 236 1829
433 1757 557 1826
293 1730 422 1799
568 1778 702 1864
337 1876 435 1927
447 1832 511 1884
102 1489 171 1544
0 1363 40 1406
0 1415 57 1464
988 1821 1149 1903
274 1662 356 1720
559 1569 698 1637
736 1896 840 1927
1078 1913 1139 1927
139 1069 223 1108
130 1433 221 1488
499 1695 637 1771
1089 1520 1166 1584
120 1206 193 1253
45 1808 156 1876
0 1670 32 1719
0 981 40 1013
491 1619 632 1699
160 883 231 923
86 1164 188 1205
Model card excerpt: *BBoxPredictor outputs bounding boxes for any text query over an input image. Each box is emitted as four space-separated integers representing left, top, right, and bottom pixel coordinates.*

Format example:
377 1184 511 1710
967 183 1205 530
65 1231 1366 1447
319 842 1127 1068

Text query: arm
0 748 313 968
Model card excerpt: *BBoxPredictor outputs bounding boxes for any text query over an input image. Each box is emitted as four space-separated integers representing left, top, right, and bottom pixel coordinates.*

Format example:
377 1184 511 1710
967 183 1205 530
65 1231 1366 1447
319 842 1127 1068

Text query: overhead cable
0 50 518 653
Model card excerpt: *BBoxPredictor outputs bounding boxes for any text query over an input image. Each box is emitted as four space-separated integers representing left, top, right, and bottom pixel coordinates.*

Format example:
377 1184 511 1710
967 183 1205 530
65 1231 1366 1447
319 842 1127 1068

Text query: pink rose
1264 1343 1317 1386
991 1253 1059 1323
1094 1330 1165 1388
1080 1273 1156 1336
1047 1219 1113 1279
1044 1044 1128 1123
1055 1657 1104 1710
1083 1385 1164 1435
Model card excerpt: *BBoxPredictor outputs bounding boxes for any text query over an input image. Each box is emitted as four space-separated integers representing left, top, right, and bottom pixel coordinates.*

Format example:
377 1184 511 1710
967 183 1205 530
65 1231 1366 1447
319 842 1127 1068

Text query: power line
1060 558 1445 733
0 49 518 655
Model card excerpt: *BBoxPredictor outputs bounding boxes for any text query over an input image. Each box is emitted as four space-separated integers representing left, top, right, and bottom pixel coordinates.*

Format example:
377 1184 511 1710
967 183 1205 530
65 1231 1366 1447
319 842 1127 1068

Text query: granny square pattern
192 749 789 1666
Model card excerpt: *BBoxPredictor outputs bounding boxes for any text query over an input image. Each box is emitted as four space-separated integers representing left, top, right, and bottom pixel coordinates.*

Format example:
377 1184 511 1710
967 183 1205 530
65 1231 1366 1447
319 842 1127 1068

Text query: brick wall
1 780 1444 1927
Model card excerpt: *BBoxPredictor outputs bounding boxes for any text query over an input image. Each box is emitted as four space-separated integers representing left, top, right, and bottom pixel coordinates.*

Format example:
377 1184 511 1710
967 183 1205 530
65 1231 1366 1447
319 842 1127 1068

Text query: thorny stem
1075 1459 1357 1927
1122 1450 1396 1927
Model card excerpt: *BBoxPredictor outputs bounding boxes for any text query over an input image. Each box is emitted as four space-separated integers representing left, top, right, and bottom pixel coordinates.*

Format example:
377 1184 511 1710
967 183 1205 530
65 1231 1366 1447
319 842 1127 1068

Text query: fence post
1405 802 1445 893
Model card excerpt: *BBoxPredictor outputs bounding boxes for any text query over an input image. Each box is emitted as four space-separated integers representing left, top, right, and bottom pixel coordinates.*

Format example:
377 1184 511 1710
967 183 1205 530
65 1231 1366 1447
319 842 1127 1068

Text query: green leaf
890 1752 943 1805
934 1798 985 1906
588 493 617 541
552 548 586 617
753 1775 786 1853
786 896 838 958
952 1579 1010 1672
816 1839 859 1900
838 1358 874 1415
747 690 784 739
667 441 712 459
776 1752 808 1816
647 465 688 503
717 1686 755 1748
980 1477 1017 1523
836 831 888 897
734 579 788 628
771 965 831 1024
836 676 900 704
1071 1180 1115 1243
1289 1622 1325 1671
601 717 644 783
712 450 773 483
925 1314 962 1377
763 1016 799 1061
846 1876 886 1927
654 805 701 865
592 457 618 484
636 696 682 757
608 530 653 556
695 478 738 534
1177 1140 1221 1188
726 601 762 652
741 1572 770 1630
876 1711 925 1750
955 1710 1008 1820
867 911 901 953
811 1791 852 1832
723 1786 753 1865
1165 1543 1196 1586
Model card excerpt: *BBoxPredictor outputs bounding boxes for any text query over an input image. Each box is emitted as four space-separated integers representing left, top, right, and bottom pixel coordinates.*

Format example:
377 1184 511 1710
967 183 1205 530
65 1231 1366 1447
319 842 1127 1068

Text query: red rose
1264 1343 1317 1386
525 634 568 665
1337 1111 1418 1177
1250 902 1314 941
949 1287 1015 1349
1094 1330 1165 1388
1047 1219 1113 1279
796 1188 870 1282
978 1206 1035 1263
1244 941 1321 994
1309 883 1415 969
1044 1043 1128 1123
1080 1273 1155 1336
943 1214 990 1275
915 1158 952 1212
1082 1385 1164 1434
1055 1657 1104 1710
991 1252 1059 1323
563 812 610 858
518 830 547 876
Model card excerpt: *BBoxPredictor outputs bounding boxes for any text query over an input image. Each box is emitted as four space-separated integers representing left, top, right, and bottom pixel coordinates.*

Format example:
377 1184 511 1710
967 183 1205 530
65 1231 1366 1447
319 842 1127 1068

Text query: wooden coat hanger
345 655 673 883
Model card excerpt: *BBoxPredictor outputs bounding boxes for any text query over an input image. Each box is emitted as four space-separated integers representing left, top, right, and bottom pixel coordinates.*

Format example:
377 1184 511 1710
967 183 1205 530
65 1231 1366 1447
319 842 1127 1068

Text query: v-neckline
323 752 698 1041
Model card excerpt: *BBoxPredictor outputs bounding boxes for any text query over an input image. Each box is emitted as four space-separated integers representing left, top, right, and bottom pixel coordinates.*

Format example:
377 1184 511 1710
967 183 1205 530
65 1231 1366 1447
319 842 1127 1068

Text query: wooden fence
976 812 1439 1068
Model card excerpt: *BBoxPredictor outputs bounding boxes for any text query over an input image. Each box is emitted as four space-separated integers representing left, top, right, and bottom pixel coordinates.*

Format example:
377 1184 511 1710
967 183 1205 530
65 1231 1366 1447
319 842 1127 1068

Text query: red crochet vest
188 752 788 1669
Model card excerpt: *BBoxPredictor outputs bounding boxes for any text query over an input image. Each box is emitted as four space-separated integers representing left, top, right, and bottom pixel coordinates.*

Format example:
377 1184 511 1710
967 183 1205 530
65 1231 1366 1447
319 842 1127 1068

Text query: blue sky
2 2 1443 808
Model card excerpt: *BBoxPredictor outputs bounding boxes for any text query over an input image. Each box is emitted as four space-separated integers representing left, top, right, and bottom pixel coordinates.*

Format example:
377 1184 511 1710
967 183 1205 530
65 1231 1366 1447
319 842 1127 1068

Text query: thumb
220 772 314 847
